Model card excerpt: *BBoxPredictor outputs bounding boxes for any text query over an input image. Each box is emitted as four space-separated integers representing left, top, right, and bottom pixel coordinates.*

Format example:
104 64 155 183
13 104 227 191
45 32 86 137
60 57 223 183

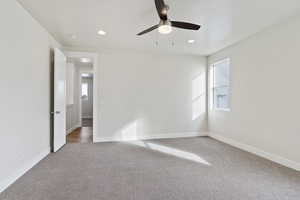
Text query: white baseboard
209 133 300 171
0 148 50 193
67 124 81 135
94 131 208 143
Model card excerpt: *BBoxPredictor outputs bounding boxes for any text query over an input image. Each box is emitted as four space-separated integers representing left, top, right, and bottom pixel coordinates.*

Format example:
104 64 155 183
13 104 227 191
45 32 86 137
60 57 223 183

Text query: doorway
67 72 94 143
64 52 98 144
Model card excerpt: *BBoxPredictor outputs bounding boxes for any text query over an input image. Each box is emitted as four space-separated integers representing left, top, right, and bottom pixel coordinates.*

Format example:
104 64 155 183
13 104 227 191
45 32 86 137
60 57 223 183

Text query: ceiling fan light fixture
158 24 172 34
158 20 172 34
137 0 201 36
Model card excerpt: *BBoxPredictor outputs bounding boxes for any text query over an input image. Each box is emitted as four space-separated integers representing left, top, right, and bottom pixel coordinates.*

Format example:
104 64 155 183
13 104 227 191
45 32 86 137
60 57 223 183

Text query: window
81 83 88 99
210 58 230 111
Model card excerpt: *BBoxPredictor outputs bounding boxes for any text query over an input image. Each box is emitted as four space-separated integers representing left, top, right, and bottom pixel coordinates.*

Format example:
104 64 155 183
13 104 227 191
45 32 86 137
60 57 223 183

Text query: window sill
214 108 231 112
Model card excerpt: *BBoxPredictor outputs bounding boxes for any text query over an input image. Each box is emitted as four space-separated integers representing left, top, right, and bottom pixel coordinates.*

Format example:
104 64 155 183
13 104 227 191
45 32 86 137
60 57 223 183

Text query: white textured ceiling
18 0 300 55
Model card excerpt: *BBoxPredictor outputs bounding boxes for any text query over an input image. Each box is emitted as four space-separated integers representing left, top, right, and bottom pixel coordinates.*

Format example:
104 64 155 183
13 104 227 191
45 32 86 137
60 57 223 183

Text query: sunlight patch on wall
121 121 138 141
127 141 211 166
192 96 206 120
192 73 206 120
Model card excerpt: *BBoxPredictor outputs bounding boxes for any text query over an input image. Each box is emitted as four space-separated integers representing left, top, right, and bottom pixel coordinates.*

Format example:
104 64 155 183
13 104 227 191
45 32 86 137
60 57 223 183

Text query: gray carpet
1 137 300 200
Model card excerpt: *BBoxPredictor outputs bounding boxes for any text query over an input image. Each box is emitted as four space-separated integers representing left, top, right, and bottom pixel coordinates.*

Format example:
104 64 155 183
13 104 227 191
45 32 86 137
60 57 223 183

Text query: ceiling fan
137 0 201 36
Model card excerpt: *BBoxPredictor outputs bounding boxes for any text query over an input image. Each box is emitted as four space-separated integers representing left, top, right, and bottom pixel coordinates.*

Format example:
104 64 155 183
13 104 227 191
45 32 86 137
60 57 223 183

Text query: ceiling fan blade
137 25 159 36
171 21 201 30
155 0 168 20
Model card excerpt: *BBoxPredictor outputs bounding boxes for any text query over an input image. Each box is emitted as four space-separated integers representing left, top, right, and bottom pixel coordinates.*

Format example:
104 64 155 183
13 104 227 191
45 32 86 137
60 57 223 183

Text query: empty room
0 0 300 199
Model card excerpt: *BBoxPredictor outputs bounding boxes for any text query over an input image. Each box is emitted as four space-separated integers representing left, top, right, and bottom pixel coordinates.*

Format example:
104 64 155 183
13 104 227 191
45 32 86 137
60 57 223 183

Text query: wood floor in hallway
67 119 93 143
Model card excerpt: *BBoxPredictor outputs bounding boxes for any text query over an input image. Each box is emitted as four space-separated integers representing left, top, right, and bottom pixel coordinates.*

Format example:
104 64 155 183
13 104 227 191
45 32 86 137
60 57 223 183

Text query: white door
53 48 67 152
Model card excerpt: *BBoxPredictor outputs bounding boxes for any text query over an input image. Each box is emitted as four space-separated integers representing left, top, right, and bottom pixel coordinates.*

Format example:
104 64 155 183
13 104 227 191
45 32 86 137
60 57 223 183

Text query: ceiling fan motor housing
159 19 171 26
162 5 169 15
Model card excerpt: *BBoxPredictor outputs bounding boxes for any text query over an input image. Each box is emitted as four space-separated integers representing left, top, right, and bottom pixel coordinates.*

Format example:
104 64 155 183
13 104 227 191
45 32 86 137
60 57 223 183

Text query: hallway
67 119 93 143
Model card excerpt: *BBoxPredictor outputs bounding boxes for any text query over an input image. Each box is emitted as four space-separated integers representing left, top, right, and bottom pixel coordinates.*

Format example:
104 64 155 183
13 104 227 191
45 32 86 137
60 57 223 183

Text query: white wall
0 0 61 191
66 63 75 105
96 52 207 141
208 14 300 167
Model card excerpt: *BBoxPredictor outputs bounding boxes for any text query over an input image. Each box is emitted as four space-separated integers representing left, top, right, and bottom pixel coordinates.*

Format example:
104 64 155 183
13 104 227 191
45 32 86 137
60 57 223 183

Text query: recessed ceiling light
71 34 77 39
81 73 90 77
80 58 91 63
97 30 106 35
188 39 195 44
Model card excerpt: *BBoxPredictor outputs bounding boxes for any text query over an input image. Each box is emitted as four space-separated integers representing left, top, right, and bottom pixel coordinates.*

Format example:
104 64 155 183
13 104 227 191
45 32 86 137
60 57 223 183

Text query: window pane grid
82 83 88 100
211 58 230 111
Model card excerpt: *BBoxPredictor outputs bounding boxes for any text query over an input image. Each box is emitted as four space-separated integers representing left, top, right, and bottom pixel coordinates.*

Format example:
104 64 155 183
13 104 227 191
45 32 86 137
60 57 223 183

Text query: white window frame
210 58 231 112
